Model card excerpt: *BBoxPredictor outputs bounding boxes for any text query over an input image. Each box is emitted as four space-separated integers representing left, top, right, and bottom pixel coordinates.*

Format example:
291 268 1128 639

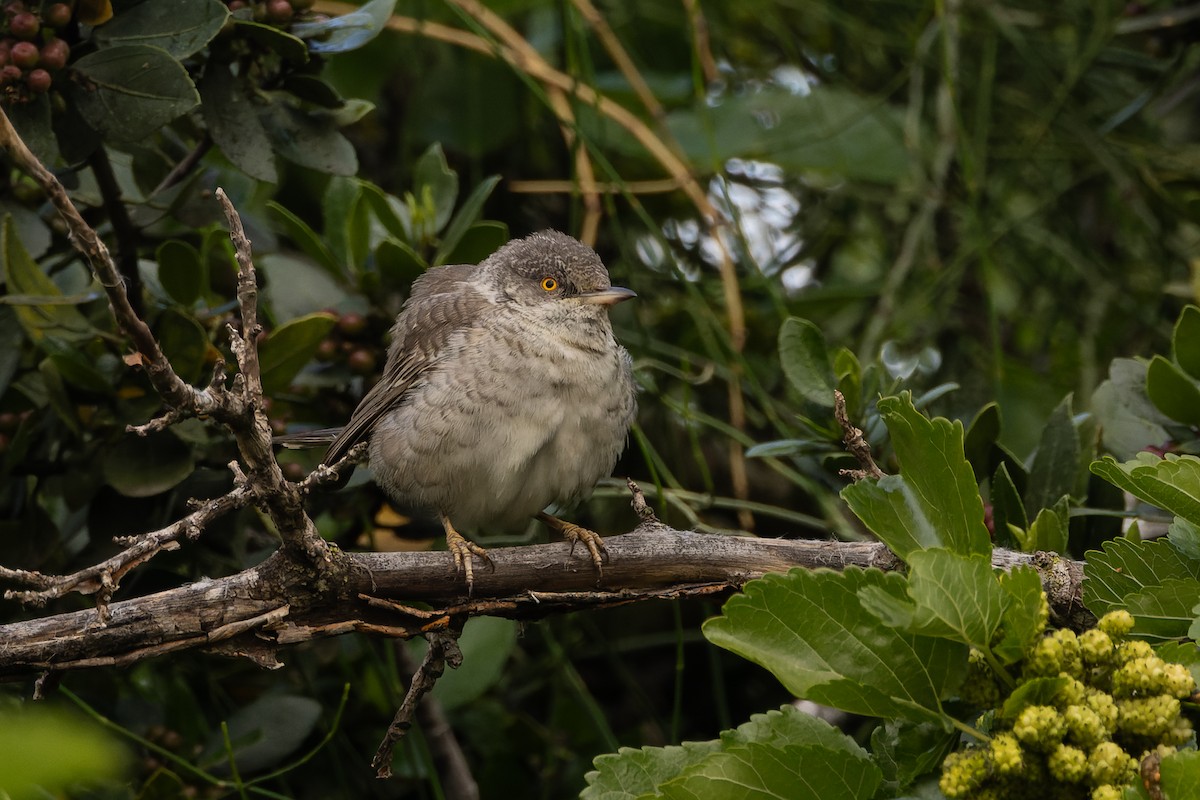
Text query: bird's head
482 230 636 313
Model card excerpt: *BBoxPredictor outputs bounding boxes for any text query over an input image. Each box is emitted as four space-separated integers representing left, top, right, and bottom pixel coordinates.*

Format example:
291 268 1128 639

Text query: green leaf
443 221 509 266
8 94 57 166
1168 517 1200 562
102 432 195 497
93 0 228 58
582 741 722 800
200 695 321 774
291 0 398 53
266 201 342 277
259 312 337 394
282 75 344 109
37 358 80 433
359 182 411 243
1 215 91 343
156 240 205 306
1146 354 1200 426
1000 676 1069 720
1083 537 1200 617
232 19 308 63
1091 358 1171 459
259 253 352 321
41 337 113 394
69 45 200 142
0 707 127 795
993 567 1046 665
321 176 362 269
199 61 278 183
834 347 863 419
963 402 1000 481
990 462 1027 550
376 238 428 291
703 567 965 724
1173 305 1200 381
155 308 209 385
414 143 459 235
779 317 836 407
427 617 517 710
870 720 956 792
905 550 1006 649
1160 750 1200 800
1024 395 1080 514
1124 578 1200 641
1016 495 1070 554
434 175 501 266
260 101 357 176
1092 452 1200 527
842 394 990 558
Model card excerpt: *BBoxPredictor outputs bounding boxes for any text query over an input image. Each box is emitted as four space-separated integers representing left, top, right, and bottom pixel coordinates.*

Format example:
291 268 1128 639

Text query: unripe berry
1048 743 1087 783
45 3 71 27
25 67 49 93
39 38 68 70
8 11 38 39
1098 610 1135 637
9 40 36 68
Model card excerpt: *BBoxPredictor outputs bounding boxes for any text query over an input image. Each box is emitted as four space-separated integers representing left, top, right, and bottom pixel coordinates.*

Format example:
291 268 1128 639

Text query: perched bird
312 230 637 587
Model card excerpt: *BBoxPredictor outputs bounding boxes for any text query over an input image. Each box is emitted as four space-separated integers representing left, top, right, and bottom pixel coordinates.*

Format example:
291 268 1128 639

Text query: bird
305 230 637 588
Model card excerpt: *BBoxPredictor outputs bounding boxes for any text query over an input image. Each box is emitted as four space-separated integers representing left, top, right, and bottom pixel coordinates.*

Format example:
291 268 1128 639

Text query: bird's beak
578 286 637 306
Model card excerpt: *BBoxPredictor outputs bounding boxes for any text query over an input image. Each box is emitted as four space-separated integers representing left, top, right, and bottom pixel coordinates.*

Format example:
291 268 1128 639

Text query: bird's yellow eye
541 277 558 292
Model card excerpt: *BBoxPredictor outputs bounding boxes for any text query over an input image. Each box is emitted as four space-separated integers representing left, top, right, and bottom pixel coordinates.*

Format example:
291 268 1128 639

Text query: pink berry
10 39 36 68
45 3 71 28
25 67 49 93
8 11 38 40
266 0 293 23
39 38 68 70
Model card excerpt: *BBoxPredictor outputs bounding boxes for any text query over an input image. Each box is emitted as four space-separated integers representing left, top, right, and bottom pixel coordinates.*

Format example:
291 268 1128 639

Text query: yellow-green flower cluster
940 607 1196 799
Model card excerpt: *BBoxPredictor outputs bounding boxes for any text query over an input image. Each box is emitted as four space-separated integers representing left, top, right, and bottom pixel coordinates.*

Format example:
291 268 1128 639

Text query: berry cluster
941 607 1197 800
0 2 71 104
224 0 315 28
315 311 382 377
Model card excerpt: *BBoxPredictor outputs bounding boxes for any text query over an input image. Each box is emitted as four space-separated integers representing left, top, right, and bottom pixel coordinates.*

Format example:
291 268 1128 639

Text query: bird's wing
322 264 490 465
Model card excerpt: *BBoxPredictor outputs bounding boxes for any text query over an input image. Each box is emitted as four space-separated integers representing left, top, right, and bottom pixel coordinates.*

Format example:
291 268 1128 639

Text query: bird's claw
446 530 493 593
562 523 608 582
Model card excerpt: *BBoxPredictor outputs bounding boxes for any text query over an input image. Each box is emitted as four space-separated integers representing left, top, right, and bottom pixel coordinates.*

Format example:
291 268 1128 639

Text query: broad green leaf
444 221 509 266
69 45 199 142
2 215 91 342
156 240 205 306
282 75 344 108
155 308 209 385
1016 496 1070 554
963 402 1001 481
266 202 342 277
291 0 398 53
990 462 1026 550
199 61 278 183
348 193 372 274
259 253 353 321
1147 355 1200 426
359 182 412 243
232 20 308 63
1124 577 1200 641
1024 395 1080 514
259 312 338 394
993 567 1046 665
200 695 321 774
842 394 990 558
703 567 965 724
1092 452 1200 528
102 432 195 497
1083 537 1200 617
376 238 428 291
906 550 1005 649
7 94 57 166
1161 750 1200 800
0 708 127 795
260 101 357 176
721 705 864 753
427 617 517 710
779 317 836 407
414 143 458 234
870 720 956 792
435 175 501 265
93 0 228 58
1090 358 1171 459
41 337 113 394
321 177 362 269
1174 306 1200 381
582 741 722 800
658 741 881 800
1169 517 1200 562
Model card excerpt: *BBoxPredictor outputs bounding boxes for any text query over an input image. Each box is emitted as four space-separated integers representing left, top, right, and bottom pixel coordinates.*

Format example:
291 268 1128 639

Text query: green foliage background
2 0 1200 797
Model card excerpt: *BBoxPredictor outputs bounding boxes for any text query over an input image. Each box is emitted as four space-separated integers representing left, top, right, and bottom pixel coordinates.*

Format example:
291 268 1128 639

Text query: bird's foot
441 517 493 593
537 512 608 581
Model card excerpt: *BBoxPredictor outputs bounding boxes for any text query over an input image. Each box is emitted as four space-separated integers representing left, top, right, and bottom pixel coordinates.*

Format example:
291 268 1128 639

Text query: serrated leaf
582 741 722 800
199 61 277 183
993 567 1046 665
266 202 341 277
259 312 337 394
156 240 204 306
1174 306 1200 381
434 175 501 266
291 0 397 53
2 215 91 343
1147 354 1200 426
1083 537 1200 617
870 720 956 792
93 0 228 58
842 394 990 559
102 433 195 497
69 45 199 142
1024 395 1080 514
1168 517 1200 562
414 143 458 234
703 567 965 724
444 221 509 266
905 550 1005 649
1161 749 1200 800
658 741 881 800
1091 452 1200 528
1124 577 1200 641
778 317 836 407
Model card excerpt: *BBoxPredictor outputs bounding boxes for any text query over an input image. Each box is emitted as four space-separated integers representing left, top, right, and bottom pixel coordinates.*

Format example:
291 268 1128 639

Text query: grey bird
311 230 637 587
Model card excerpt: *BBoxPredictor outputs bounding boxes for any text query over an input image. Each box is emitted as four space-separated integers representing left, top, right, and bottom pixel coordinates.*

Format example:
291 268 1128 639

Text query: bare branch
836 389 886 480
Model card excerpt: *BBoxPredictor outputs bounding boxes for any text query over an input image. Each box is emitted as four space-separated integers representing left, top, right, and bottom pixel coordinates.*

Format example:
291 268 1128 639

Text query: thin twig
395 643 480 799
151 135 213 197
835 390 886 480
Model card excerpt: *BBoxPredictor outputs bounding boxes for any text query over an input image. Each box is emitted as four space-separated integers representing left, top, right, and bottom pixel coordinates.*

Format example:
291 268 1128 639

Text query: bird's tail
272 427 344 449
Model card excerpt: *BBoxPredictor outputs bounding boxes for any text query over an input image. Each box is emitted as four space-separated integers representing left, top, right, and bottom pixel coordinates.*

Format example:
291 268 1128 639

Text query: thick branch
0 527 1088 679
